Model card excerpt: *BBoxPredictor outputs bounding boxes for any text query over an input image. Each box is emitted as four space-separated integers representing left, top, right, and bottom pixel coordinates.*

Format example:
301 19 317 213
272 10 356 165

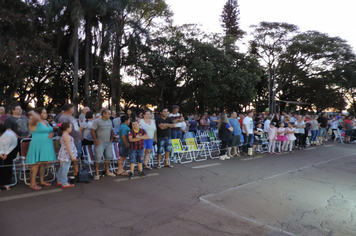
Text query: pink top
277 127 286 136
58 134 78 162
286 127 296 141
268 127 277 140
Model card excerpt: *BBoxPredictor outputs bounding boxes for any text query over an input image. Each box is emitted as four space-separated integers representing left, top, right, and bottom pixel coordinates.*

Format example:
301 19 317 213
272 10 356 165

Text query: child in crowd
128 120 150 179
285 122 296 153
276 122 288 152
268 122 277 154
57 122 77 188
253 122 264 153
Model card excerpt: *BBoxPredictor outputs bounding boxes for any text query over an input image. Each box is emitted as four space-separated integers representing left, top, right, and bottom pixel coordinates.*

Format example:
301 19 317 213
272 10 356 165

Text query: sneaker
138 171 147 177
219 156 226 160
225 155 231 160
128 172 134 179
242 152 247 156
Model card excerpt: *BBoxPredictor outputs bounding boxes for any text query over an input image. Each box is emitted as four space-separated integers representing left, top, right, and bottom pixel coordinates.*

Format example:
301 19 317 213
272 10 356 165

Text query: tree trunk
84 14 91 106
73 26 79 116
111 13 124 112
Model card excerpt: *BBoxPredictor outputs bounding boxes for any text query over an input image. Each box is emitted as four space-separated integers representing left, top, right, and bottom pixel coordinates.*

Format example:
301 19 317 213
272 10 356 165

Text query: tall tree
220 0 244 42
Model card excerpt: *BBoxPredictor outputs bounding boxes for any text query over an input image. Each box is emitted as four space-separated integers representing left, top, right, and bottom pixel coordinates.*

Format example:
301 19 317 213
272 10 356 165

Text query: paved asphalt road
1 142 356 236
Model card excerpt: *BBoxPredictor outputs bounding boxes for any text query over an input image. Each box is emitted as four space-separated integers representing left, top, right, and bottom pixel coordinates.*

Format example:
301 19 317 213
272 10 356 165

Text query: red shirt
128 128 147 150
239 119 243 129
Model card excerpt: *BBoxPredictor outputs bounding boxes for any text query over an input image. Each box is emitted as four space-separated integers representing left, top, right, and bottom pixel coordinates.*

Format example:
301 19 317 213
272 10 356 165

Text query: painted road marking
114 173 159 182
0 189 63 202
192 163 221 169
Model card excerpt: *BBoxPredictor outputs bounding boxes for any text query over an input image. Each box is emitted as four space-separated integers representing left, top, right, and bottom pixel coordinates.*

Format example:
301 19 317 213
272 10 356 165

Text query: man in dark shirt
3 105 30 189
156 108 179 168
317 112 328 145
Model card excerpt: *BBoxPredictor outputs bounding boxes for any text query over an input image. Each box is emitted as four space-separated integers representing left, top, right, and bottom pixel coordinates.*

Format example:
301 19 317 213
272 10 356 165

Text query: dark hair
247 110 253 115
62 103 73 112
131 119 139 124
33 107 45 115
159 108 168 113
289 122 294 125
101 109 109 116
11 104 20 111
85 111 94 119
47 115 54 120
126 108 136 119
0 123 6 135
256 122 262 126
143 109 151 115
58 122 71 136
121 115 129 124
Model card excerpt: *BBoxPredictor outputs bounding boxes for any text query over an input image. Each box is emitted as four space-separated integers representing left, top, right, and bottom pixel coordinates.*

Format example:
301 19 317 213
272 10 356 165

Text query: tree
220 0 244 40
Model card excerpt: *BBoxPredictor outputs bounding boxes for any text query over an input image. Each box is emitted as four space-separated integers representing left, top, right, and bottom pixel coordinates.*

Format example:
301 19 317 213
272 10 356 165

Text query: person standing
156 108 178 169
26 108 57 190
242 110 254 155
116 116 130 176
294 115 306 149
317 112 328 145
79 111 95 146
4 105 30 189
228 112 241 157
199 113 210 131
58 104 81 177
210 113 218 131
218 114 233 160
57 122 77 188
128 120 150 179
0 124 17 191
0 106 9 124
90 109 115 180
140 110 156 170
169 105 184 140
78 106 90 126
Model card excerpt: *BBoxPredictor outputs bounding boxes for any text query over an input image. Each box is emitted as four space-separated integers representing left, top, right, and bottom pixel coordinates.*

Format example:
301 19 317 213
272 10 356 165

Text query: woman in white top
294 115 306 149
139 110 157 170
0 123 18 190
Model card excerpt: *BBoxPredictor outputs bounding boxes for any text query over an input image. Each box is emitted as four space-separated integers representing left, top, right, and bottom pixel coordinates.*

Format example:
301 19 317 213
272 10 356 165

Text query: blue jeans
311 130 319 142
157 137 172 154
171 130 182 140
319 128 326 137
242 133 253 153
57 160 71 185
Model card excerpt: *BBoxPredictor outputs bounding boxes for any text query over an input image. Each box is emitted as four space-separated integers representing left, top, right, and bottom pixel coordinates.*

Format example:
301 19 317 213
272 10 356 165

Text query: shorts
129 149 144 164
144 139 153 150
228 135 241 147
319 128 326 137
94 142 113 162
345 130 353 137
119 142 129 158
157 137 172 154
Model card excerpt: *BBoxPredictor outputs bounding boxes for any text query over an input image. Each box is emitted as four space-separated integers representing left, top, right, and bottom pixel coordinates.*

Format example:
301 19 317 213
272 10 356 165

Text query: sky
164 0 356 52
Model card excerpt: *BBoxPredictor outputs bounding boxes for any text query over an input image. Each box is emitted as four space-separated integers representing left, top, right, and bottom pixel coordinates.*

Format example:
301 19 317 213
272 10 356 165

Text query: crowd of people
0 104 354 191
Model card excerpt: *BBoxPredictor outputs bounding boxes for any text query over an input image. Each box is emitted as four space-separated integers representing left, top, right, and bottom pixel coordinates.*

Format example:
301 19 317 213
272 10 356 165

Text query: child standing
253 122 264 153
128 120 150 179
268 122 277 154
276 122 288 152
285 122 297 153
57 122 77 188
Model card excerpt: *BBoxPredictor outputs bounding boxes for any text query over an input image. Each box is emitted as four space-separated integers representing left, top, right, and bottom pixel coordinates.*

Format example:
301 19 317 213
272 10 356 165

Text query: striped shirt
128 128 147 150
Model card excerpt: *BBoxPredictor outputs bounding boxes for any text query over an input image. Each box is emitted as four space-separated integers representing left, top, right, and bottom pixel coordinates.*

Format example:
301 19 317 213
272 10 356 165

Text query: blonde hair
217 114 230 130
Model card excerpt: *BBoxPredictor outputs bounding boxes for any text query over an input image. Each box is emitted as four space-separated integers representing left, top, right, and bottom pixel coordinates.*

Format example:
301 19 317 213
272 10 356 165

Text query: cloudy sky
165 0 356 52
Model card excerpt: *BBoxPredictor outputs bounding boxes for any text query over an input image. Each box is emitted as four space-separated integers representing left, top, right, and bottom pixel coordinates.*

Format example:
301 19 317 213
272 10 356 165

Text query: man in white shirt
242 110 254 155
264 116 272 133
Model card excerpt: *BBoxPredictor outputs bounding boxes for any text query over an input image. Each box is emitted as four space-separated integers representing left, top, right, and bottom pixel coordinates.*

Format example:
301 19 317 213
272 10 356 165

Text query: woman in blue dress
26 107 57 190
